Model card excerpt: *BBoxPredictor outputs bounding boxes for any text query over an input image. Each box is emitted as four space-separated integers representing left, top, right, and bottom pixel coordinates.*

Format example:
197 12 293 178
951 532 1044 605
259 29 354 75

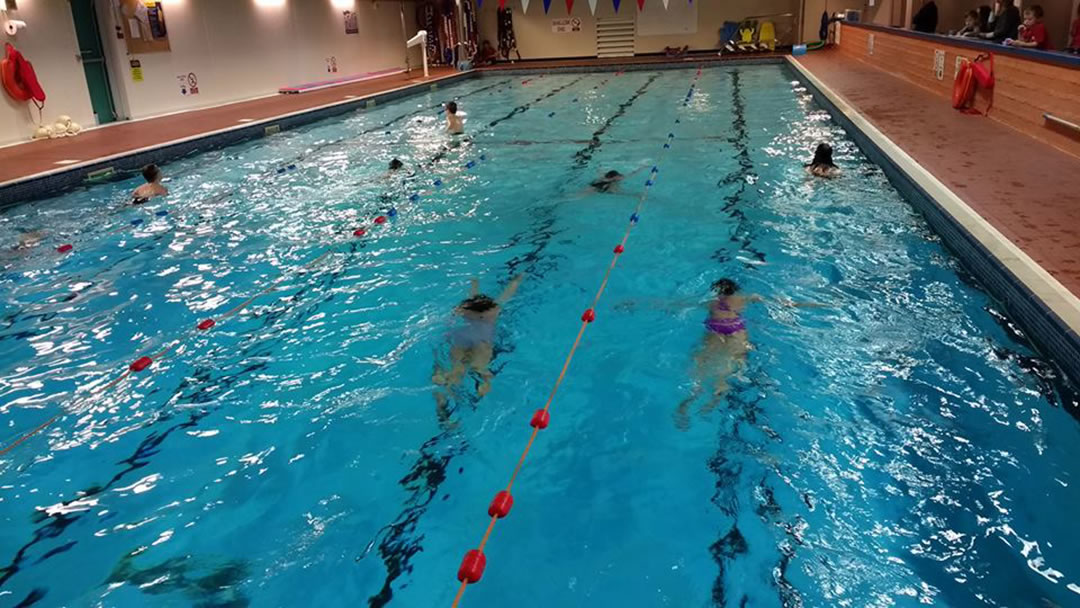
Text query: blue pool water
1 66 1078 607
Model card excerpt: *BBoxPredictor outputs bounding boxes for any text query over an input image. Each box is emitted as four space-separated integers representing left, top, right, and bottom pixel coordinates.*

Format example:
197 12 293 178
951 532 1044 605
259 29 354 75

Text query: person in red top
1006 5 1052 50
1066 3 1080 53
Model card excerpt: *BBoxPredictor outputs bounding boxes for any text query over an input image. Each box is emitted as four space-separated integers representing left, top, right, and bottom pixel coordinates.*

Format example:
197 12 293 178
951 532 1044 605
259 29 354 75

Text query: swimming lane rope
449 66 704 607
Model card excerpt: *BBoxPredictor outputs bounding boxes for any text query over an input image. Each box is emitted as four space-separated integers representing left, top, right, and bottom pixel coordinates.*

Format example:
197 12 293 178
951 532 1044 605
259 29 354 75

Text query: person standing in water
807 143 840 178
445 101 465 135
433 275 524 422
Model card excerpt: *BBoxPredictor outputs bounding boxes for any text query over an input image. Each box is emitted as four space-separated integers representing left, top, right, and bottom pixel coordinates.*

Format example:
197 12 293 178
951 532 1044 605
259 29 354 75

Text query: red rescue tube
2 43 44 104
952 61 975 110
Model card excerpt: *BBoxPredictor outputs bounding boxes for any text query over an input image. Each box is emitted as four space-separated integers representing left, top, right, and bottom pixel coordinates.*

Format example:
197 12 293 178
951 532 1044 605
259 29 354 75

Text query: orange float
953 53 994 114
953 60 976 109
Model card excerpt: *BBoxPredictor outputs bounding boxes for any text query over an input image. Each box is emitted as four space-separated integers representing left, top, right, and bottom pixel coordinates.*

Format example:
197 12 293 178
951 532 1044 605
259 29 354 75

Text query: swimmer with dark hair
807 143 840 178
388 158 405 171
446 101 465 135
591 170 625 193
675 277 822 429
132 164 168 205
433 274 524 421
587 166 648 195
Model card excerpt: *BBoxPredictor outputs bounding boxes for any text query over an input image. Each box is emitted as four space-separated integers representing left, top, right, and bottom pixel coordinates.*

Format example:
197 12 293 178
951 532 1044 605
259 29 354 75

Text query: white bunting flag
587 0 598 14
521 0 530 11
662 0 669 7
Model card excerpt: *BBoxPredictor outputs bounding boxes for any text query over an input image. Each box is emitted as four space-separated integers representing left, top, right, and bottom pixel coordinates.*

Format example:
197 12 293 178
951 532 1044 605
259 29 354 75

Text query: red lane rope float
449 68 704 607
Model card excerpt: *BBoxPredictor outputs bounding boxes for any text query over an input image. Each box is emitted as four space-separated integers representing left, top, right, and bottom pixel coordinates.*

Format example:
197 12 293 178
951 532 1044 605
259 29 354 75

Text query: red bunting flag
499 0 506 8
637 0 645 9
566 0 574 12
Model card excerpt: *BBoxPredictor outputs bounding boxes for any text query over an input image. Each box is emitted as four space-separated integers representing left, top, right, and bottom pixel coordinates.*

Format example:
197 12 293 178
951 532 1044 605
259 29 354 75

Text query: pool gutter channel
784 56 1080 386
4 57 1075 385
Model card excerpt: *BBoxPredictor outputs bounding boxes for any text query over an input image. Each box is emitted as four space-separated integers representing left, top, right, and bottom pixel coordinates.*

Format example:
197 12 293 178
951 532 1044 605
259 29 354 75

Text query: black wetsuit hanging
497 8 521 61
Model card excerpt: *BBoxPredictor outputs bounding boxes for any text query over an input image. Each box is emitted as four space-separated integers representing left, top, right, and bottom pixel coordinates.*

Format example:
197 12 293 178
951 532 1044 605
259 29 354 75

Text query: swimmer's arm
497 274 524 304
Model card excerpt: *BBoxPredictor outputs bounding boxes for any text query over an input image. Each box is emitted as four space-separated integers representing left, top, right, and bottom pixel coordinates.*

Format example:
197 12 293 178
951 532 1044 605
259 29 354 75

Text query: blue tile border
787 62 1080 385
0 71 476 208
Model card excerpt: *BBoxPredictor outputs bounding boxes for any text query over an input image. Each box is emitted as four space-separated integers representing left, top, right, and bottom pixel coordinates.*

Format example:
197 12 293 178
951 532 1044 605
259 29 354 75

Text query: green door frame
69 0 117 125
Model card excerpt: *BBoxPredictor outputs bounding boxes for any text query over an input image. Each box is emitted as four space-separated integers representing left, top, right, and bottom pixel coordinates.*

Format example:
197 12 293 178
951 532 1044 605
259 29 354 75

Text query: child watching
131 164 168 205
955 10 982 37
1006 5 1052 50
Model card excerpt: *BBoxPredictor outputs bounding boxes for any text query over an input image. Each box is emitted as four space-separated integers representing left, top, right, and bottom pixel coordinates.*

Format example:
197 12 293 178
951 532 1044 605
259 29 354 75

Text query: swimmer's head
446 101 458 115
459 294 497 314
389 158 404 171
711 278 739 296
142 164 162 184
811 143 835 167
604 170 622 180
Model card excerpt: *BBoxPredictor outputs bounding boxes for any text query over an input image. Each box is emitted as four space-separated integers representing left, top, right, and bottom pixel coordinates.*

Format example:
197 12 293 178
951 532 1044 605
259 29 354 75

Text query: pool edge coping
785 55 1080 364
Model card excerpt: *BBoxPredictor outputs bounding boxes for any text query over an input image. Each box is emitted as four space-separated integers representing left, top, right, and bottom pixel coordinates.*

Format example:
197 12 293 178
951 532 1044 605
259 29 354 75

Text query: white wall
100 0 419 120
0 0 96 146
477 0 800 59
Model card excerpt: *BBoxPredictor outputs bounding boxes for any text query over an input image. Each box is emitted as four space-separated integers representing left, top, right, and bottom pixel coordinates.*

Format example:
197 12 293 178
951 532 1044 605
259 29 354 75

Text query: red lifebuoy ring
952 60 975 109
2 43 45 105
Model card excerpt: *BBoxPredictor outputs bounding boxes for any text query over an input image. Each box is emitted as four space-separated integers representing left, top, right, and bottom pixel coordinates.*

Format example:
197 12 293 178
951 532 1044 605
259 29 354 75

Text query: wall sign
130 59 143 82
343 10 359 35
116 0 171 54
933 49 945 80
177 72 199 95
552 17 581 33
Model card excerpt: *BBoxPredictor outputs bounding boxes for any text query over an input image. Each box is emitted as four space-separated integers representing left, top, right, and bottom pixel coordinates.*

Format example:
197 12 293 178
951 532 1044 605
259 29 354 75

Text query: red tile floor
795 51 1080 297
2 54 1077 299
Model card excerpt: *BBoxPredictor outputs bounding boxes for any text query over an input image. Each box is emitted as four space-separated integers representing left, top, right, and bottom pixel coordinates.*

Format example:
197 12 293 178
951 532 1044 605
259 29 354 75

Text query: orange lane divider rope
0 143 501 458
450 66 704 608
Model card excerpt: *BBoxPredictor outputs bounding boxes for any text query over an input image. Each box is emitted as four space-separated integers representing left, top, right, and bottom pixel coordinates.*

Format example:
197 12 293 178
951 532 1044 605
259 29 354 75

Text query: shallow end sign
552 17 581 33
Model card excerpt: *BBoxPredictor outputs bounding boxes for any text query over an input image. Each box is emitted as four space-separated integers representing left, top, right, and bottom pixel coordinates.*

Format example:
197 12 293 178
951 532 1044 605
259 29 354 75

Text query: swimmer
433 274 524 422
807 143 840 178
445 101 465 135
675 278 820 430
14 230 45 250
587 166 647 194
131 164 168 204
379 158 415 204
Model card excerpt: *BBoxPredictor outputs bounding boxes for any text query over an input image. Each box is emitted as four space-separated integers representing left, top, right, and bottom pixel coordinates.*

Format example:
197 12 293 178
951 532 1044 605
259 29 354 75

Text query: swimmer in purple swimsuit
675 278 757 430
433 274 524 421
675 277 822 430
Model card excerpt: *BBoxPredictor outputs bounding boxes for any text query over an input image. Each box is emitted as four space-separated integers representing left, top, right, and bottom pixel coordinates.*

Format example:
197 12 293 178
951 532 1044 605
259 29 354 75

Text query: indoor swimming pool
1 65 1078 607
